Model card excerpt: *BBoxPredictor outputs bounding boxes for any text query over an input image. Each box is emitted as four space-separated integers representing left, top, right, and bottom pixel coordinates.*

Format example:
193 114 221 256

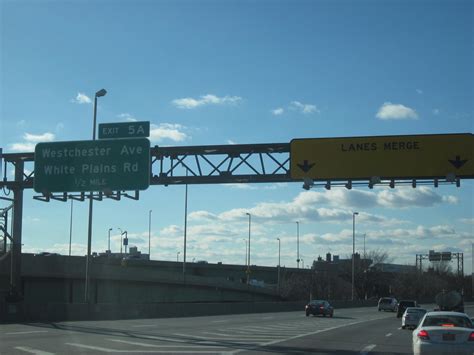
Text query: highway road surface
1 305 472 354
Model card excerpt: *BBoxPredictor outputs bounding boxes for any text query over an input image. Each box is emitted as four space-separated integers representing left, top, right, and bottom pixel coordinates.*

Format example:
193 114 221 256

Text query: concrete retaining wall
1 299 378 323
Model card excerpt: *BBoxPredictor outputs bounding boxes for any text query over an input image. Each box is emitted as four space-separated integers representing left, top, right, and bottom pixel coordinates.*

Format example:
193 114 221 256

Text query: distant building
371 263 416 274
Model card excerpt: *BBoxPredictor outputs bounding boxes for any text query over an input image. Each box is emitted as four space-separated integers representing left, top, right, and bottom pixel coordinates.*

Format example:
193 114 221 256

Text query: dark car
397 300 418 318
305 300 334 317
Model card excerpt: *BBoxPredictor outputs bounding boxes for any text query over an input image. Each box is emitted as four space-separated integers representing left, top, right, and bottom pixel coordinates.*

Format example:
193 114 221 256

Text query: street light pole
107 228 112 252
246 212 251 284
85 88 107 303
183 170 188 279
296 221 300 268
148 210 152 260
352 211 359 301
68 198 73 256
277 238 281 293
243 239 248 266
177 251 180 262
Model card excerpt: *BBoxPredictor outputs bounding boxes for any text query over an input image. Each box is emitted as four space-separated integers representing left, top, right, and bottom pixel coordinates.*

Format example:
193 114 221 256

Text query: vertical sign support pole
12 160 24 298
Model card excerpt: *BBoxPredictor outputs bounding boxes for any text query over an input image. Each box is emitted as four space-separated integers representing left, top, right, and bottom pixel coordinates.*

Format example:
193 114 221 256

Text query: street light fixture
352 211 359 301
246 212 251 284
85 88 107 303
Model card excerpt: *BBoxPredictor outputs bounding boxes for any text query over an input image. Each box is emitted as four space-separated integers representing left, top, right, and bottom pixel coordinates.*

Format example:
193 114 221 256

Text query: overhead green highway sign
98 121 150 139
34 138 150 193
291 133 474 180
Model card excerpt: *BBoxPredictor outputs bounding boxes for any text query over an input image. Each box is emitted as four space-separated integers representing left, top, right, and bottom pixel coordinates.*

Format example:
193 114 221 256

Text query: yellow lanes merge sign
290 133 474 180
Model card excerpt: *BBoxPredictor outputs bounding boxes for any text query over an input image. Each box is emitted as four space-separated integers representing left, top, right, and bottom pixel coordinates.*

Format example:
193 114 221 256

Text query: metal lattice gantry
150 143 291 186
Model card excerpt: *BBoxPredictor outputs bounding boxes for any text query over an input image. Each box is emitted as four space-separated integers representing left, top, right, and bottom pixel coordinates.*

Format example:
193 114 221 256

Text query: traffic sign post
98 121 150 139
34 138 150 193
290 133 474 181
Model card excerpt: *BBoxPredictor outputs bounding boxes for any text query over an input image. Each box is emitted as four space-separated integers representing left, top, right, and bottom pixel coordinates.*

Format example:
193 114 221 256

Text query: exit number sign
98 121 150 139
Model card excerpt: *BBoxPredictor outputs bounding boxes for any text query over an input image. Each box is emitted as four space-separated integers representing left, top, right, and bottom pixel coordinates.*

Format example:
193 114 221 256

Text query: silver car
412 311 474 355
402 307 427 329
378 297 398 312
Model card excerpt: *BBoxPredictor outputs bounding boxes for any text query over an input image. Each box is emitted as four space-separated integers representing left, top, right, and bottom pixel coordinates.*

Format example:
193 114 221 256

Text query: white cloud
290 101 320 114
272 108 284 115
172 94 242 109
9 143 36 152
23 132 55 143
71 92 92 104
8 132 55 152
416 89 423 94
227 140 237 145
149 123 188 142
459 218 474 225
376 102 418 120
225 183 257 190
118 113 137 122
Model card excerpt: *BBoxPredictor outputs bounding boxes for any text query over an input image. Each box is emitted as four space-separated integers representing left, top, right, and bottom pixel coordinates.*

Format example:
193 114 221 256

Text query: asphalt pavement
1 304 472 354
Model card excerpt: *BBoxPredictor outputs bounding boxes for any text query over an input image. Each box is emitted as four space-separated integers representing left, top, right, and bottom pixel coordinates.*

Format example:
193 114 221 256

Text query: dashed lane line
385 333 392 337
6 331 49 335
106 338 222 349
65 343 223 353
360 344 377 355
131 324 157 328
14 347 55 355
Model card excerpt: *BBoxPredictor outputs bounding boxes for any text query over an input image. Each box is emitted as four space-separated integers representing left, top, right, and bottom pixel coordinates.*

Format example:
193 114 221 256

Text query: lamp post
296 221 300 268
301 258 304 269
68 198 73 256
177 251 180 262
246 212 251 284
107 228 112 252
352 211 359 301
118 227 123 254
148 210 152 260
183 169 188 279
243 239 248 266
85 88 107 303
277 238 281 293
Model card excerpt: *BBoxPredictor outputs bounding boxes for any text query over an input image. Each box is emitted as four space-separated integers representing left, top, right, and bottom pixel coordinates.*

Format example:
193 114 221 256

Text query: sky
1 0 473 273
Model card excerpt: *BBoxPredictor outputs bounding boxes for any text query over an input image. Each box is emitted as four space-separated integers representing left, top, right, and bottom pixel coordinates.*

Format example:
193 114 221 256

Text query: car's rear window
406 308 426 314
423 316 472 328
380 299 391 304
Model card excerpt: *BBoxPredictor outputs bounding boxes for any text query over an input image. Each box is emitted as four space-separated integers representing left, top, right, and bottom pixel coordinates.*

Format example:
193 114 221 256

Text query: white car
412 311 474 355
402 307 427 329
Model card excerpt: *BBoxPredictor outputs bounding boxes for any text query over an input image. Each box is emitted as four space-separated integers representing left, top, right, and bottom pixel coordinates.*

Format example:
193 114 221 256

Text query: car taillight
417 330 430 340
469 332 474 341
320 306 324 309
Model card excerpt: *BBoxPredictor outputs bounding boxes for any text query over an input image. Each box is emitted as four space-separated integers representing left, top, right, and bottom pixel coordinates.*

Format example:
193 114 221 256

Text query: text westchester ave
34 138 150 193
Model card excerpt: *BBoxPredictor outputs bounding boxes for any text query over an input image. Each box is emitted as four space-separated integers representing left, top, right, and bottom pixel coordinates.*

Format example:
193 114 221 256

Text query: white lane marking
201 331 281 340
385 333 392 337
65 343 222 353
131 324 157 328
173 333 255 343
14 347 55 355
261 316 274 320
211 320 229 323
106 339 219 348
397 327 402 330
6 331 49 335
227 315 391 355
360 344 376 355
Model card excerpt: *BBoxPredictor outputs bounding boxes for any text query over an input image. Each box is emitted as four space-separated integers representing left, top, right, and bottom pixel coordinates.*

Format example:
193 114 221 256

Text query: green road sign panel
291 133 474 180
34 138 150 193
98 121 150 139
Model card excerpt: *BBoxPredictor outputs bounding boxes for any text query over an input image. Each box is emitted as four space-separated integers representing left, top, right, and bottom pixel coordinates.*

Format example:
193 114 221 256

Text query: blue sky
1 0 473 273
